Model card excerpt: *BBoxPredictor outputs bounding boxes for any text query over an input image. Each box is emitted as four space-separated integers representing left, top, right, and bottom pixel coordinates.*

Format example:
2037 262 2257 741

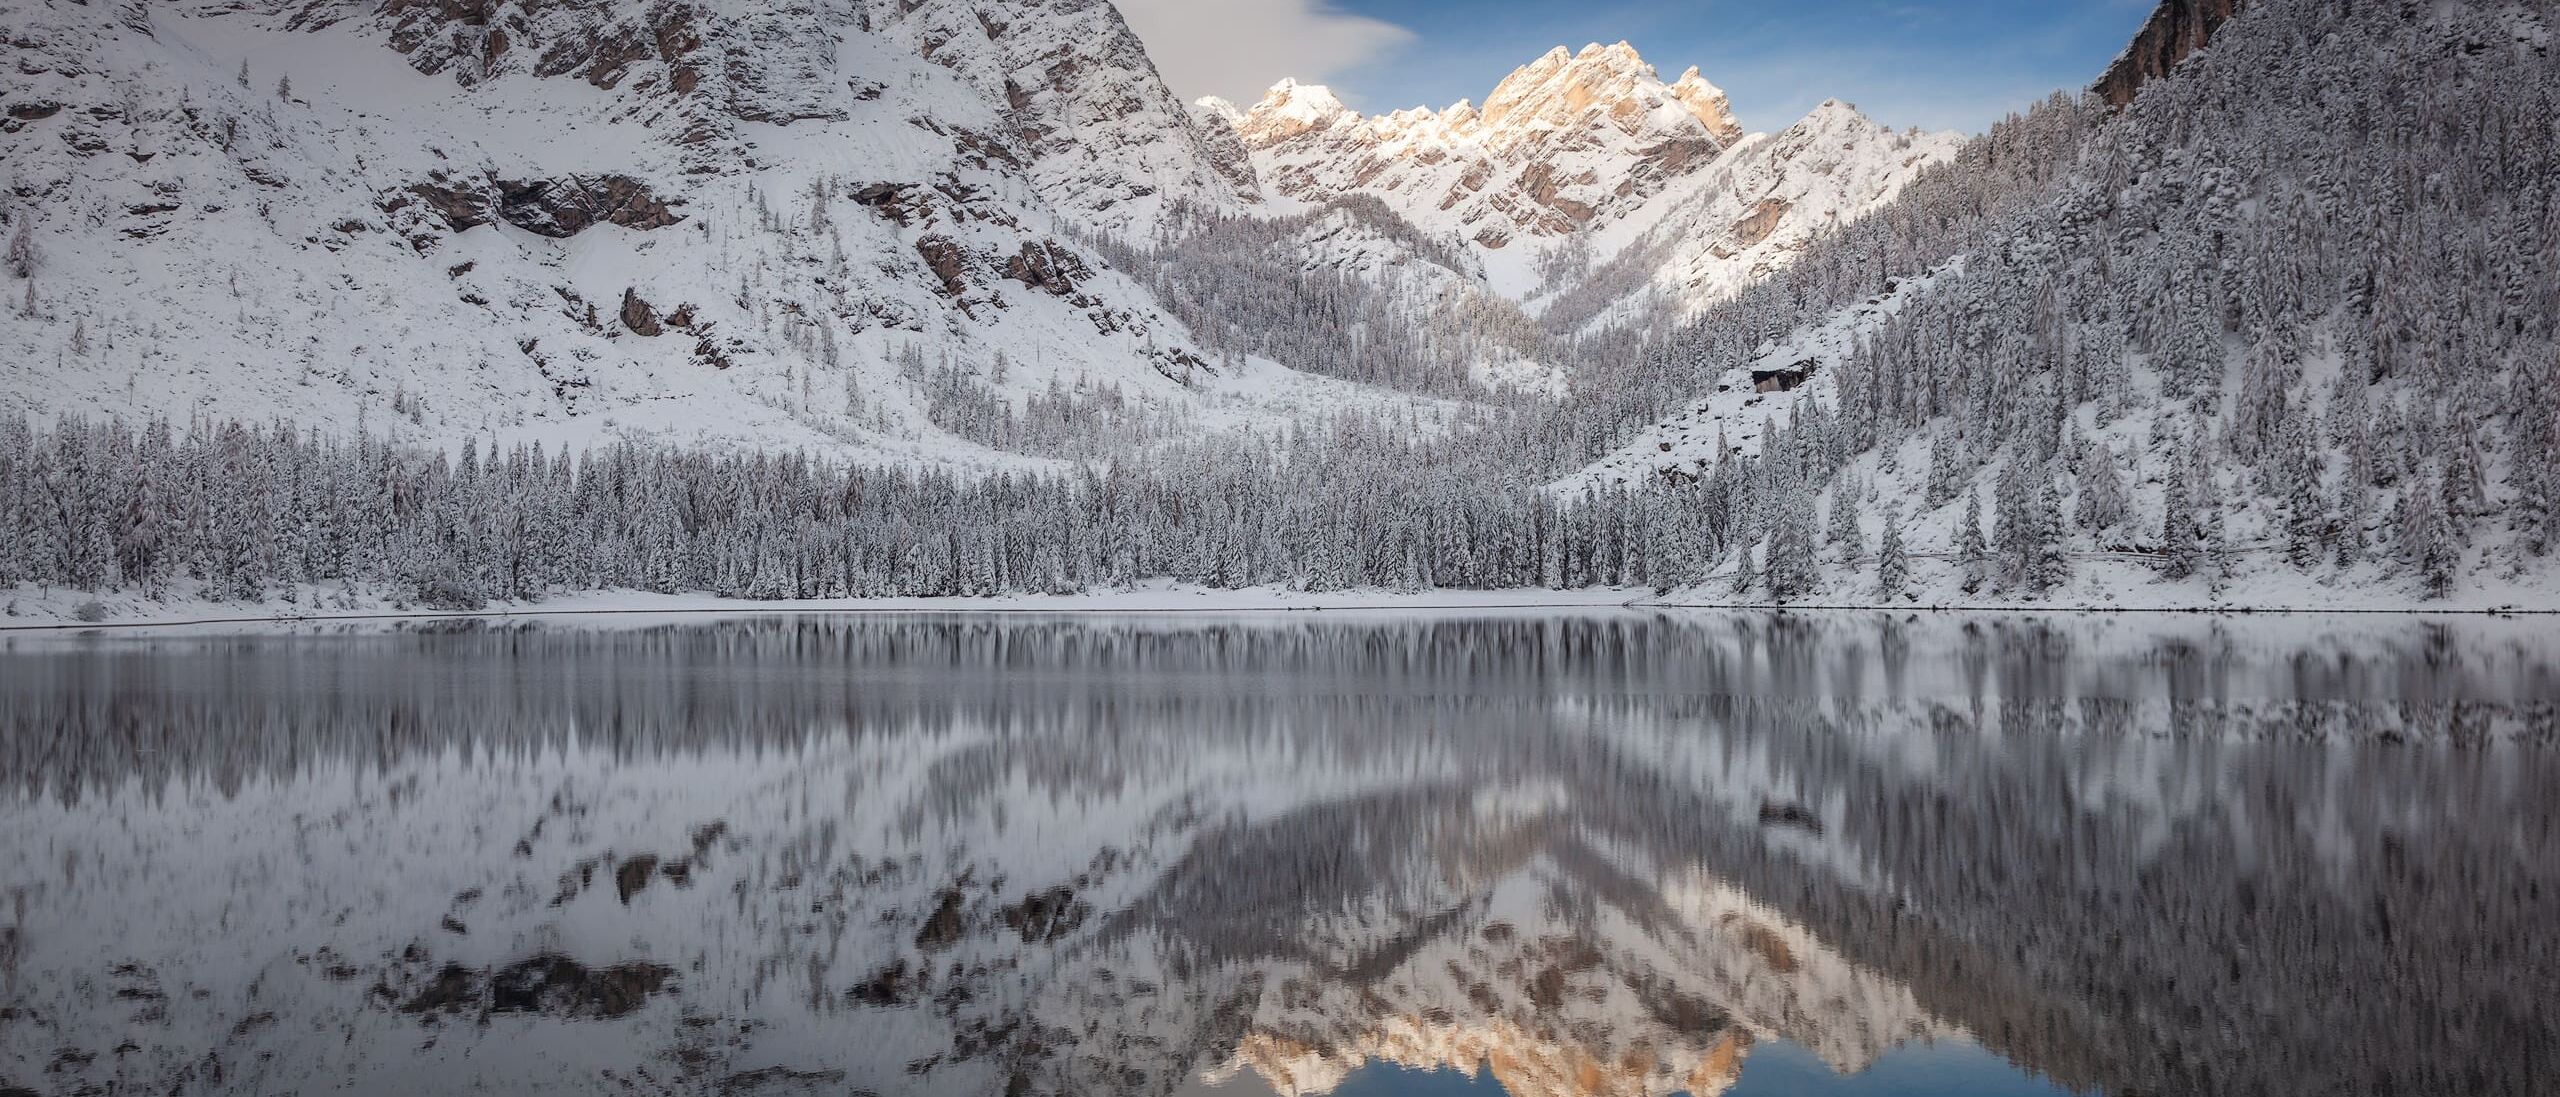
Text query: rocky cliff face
1538 101 1965 330
0 0 1361 457
2094 0 2250 106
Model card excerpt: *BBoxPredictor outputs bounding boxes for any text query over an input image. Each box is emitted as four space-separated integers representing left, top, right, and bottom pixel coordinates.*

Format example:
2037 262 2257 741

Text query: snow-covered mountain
1217 45 1742 255
0 0 1442 460
0 2 1959 466
1207 43 1959 311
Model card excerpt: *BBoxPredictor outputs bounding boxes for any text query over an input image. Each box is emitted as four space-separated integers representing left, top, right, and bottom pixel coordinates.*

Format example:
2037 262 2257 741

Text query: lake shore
5 575 2559 634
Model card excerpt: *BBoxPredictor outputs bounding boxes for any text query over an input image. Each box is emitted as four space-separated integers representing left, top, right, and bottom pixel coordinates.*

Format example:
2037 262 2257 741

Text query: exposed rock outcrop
2094 0 2249 106
1002 240 1089 297
406 173 683 237
619 288 662 335
915 235 972 298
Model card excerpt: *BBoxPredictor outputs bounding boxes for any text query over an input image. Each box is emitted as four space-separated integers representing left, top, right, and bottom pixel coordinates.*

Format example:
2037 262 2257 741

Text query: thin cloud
1114 0 1415 107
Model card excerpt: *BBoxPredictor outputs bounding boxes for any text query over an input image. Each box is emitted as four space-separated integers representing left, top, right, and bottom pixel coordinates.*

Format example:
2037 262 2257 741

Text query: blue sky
1117 0 2158 135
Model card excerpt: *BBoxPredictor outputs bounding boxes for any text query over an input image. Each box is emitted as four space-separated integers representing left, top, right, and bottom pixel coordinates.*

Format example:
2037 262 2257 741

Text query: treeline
0 415 1713 606
1094 196 1564 399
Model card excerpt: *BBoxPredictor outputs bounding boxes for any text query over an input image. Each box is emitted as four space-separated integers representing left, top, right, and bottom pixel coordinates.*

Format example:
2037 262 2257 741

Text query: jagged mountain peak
1238 41 1740 158
1477 40 1739 145
1236 77 1355 142
1208 42 1954 308
1669 65 1746 145
1785 98 1893 138
1225 43 1751 256
1195 94 1247 124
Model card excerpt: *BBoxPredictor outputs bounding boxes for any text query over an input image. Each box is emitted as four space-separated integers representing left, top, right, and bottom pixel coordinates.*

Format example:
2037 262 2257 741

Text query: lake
2 611 2555 1096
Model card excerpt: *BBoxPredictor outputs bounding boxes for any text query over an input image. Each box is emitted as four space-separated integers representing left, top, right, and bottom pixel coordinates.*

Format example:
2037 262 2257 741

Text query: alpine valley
3 0 2559 613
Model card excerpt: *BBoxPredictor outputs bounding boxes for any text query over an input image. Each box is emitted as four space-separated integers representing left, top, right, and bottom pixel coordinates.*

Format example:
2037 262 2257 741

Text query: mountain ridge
1204 41 1960 310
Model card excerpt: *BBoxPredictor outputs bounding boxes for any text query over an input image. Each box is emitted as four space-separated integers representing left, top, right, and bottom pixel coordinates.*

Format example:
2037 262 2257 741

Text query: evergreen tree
1827 488 1863 570
4 217 33 279
1876 511 1910 601
2075 443 2130 532
1992 460 2036 592
1768 491 1820 602
1958 489 1989 595
2196 460 2231 594
2029 475 2071 593
2401 466 2460 599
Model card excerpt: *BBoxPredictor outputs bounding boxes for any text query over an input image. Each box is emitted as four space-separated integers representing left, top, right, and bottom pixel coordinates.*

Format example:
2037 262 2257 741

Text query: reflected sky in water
1 611 2555 1096
1194 1038 2088 1096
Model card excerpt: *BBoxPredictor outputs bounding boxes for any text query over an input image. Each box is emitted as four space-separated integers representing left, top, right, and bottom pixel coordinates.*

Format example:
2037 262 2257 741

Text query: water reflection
0 612 2555 1096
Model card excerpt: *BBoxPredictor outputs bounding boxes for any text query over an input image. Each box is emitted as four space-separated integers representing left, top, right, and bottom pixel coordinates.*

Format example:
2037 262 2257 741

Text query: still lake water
1 611 2555 1096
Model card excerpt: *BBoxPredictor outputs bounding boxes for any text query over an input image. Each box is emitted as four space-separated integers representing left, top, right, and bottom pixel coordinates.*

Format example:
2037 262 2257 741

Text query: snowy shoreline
4 579 2556 634
0 583 1652 632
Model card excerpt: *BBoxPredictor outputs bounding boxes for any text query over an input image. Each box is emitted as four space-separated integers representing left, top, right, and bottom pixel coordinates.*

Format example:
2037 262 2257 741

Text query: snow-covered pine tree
2029 474 2070 593
2075 443 2130 533
1992 460 2034 593
1876 511 1909 601
5 217 34 278
2413 469 2461 599
1827 488 1863 570
1958 489 1988 595
1768 488 1820 602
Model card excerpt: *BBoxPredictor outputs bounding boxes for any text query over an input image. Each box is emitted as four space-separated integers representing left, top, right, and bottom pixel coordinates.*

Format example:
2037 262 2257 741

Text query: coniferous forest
3 0 2557 612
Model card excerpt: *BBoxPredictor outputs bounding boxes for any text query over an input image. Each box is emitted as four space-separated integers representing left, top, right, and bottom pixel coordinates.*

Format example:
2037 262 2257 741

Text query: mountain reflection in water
1 612 2554 1096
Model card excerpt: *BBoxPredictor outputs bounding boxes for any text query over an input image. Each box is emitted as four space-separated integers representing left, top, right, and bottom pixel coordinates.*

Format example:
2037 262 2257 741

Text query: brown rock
407 174 683 238
620 288 662 336
915 235 971 298
1730 198 1792 249
2095 0 2248 107
1000 241 1088 297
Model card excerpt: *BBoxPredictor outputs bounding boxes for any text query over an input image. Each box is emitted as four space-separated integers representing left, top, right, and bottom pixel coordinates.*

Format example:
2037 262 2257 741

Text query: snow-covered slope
1538 104 1965 331
1564 0 2560 609
1560 264 1959 494
1211 43 1957 309
0 0 1436 460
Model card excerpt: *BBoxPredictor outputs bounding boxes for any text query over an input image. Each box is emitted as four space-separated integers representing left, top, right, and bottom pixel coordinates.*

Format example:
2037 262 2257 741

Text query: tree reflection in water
0 612 2554 1095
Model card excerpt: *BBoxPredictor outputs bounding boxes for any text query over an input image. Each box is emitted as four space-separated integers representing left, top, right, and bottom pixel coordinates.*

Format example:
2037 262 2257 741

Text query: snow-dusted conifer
1958 489 1988 594
5 218 34 279
1827 488 1863 569
1876 511 1909 601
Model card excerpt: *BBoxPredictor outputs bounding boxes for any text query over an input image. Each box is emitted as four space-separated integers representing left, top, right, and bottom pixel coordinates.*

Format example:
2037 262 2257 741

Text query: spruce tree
5 218 33 279
2161 460 2200 580
1958 489 1989 595
1827 489 1863 570
1876 511 1910 602
2030 475 2071 593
